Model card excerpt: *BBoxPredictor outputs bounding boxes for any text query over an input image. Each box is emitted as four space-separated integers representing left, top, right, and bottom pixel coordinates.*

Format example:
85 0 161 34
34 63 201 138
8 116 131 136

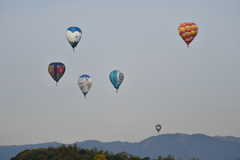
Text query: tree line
10 144 200 160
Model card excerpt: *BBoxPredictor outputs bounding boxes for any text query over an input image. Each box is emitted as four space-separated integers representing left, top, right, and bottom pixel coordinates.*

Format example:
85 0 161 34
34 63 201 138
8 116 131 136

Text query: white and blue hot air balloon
66 26 82 52
78 74 92 99
109 70 124 93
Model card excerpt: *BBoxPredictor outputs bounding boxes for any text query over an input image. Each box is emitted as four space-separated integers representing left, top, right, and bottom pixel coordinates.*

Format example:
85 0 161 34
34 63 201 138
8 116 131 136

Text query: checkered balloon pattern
178 22 198 48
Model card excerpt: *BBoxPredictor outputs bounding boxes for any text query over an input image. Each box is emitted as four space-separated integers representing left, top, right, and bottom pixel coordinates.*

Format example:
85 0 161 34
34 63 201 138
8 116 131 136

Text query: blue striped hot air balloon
109 70 124 93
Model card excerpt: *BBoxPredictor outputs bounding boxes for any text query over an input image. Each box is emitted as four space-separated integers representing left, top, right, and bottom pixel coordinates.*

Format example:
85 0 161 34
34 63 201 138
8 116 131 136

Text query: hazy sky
0 0 240 146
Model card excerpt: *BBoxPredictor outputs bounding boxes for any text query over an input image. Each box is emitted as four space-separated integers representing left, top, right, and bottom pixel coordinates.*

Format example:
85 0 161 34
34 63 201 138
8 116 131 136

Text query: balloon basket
73 49 75 52
116 90 118 93
56 83 58 86
84 95 86 99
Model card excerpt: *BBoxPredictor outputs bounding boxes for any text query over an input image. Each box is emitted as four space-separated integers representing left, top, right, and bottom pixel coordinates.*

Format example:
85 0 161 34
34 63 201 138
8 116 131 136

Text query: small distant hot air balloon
155 124 161 134
109 70 124 93
66 26 82 52
48 62 65 86
178 22 198 48
78 74 92 99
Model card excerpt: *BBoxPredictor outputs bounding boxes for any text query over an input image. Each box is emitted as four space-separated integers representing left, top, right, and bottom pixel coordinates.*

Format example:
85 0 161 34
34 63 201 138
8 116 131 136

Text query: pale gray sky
0 0 240 146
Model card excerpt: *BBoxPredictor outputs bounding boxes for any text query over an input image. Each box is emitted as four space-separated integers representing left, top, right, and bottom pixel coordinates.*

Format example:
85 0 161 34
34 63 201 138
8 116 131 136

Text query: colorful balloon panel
178 22 198 48
109 70 124 92
78 74 92 98
48 62 65 85
155 124 161 133
66 26 82 51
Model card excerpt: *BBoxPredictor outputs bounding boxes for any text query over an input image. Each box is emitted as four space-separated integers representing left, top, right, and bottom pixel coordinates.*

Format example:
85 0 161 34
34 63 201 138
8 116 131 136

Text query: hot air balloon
66 26 82 52
78 74 92 99
109 70 124 93
155 124 161 134
178 22 198 48
48 62 65 86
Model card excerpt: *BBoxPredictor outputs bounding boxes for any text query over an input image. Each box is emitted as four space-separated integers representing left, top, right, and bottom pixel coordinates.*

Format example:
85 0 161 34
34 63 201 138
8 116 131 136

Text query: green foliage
93 154 107 160
10 149 30 160
10 144 200 160
166 154 175 160
129 154 142 160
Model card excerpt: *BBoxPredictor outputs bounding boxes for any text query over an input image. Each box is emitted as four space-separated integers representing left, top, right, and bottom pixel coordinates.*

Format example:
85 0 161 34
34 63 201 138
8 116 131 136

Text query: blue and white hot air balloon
78 74 92 99
66 26 82 52
109 70 124 93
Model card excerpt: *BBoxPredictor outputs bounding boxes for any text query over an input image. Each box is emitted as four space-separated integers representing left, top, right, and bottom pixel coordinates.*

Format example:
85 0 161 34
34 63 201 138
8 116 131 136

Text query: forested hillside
10 144 199 160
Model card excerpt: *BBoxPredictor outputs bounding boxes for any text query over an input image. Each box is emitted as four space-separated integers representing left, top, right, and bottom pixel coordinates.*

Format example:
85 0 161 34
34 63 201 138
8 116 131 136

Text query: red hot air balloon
178 22 198 48
155 124 162 134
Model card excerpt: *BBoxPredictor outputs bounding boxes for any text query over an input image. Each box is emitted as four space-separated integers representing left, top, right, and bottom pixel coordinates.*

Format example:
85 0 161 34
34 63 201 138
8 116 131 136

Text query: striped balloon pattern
155 124 161 133
78 74 92 98
178 22 198 48
109 70 124 92
48 62 65 85
66 26 82 52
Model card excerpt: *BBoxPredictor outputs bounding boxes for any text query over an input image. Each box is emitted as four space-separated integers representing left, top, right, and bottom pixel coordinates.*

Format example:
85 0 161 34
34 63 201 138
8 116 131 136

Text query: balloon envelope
109 70 124 92
66 26 82 51
48 62 65 85
178 22 198 48
155 124 161 133
78 74 92 98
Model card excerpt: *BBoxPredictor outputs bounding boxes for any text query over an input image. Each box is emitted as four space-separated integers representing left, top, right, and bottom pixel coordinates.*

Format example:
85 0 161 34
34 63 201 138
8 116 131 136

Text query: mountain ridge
1 133 240 160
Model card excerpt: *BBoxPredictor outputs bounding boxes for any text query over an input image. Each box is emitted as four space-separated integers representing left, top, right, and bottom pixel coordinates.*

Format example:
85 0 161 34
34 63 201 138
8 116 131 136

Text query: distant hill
0 142 62 160
214 135 240 144
1 133 240 160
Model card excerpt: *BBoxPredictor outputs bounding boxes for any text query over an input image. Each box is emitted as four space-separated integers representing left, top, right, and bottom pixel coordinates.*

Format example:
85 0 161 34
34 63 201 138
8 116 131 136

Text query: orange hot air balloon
178 22 198 48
